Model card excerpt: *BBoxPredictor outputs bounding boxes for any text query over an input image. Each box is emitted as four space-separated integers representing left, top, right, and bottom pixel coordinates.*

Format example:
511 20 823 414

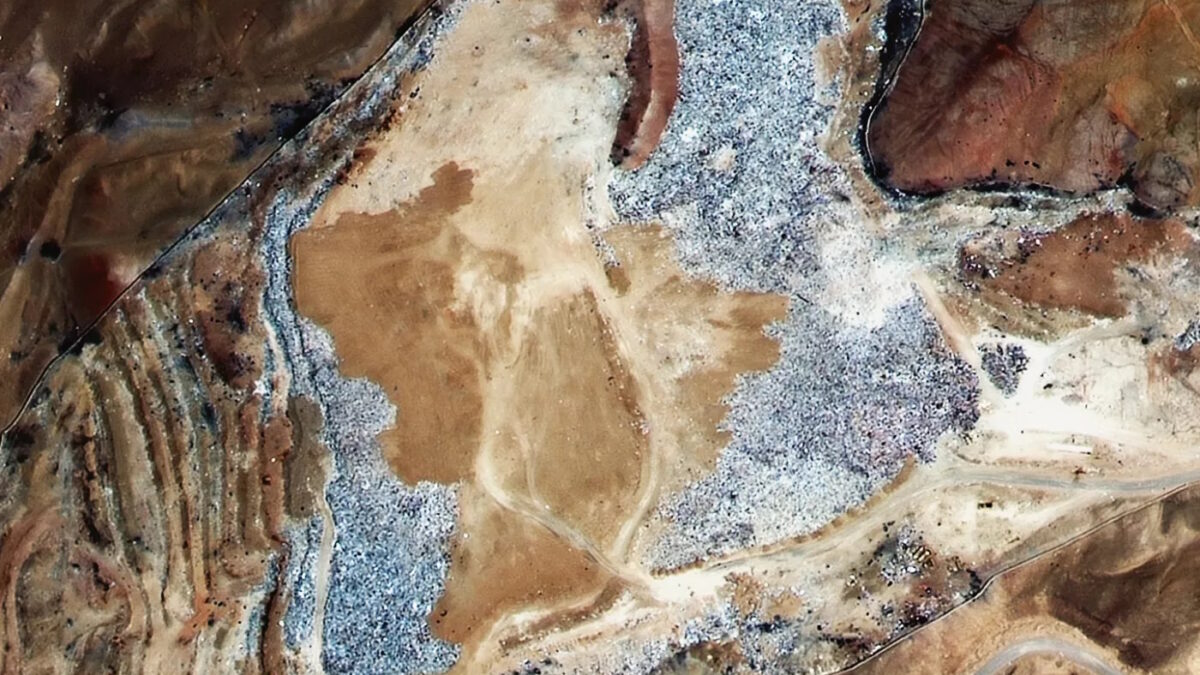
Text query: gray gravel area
258 5 465 672
610 0 980 569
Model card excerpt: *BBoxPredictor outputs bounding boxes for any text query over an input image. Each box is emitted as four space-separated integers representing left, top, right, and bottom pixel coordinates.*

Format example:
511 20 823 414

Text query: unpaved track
693 461 1200 578
973 637 1124 675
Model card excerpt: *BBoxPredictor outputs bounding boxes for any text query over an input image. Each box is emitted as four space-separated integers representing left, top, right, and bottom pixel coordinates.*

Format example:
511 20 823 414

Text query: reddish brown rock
959 212 1195 317
866 0 1200 208
612 0 681 169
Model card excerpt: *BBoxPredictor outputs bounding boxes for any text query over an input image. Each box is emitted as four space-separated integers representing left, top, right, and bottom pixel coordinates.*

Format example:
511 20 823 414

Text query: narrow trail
498 454 1200 670
474 448 652 592
682 460 1200 580
304 486 336 667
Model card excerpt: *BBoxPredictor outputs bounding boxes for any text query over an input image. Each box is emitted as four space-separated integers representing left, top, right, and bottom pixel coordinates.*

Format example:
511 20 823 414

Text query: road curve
973 637 1125 675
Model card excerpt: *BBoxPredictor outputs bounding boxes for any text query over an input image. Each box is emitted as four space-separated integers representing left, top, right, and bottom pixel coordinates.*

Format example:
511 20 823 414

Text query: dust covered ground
4 0 1200 673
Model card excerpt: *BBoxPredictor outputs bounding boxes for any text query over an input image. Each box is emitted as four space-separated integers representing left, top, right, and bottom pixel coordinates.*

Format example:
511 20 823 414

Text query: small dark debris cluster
511 656 556 675
872 524 933 587
38 239 62 261
1175 319 1200 352
957 228 1039 288
652 640 743 675
2 423 37 468
979 342 1029 396
837 523 985 650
